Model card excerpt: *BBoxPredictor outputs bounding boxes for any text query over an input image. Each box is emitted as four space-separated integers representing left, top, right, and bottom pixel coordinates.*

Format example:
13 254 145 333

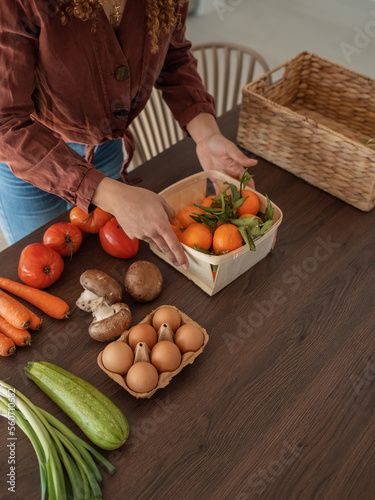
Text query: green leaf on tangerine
231 216 261 229
193 244 212 255
232 196 248 210
265 195 273 221
241 172 254 191
239 226 256 251
260 219 273 235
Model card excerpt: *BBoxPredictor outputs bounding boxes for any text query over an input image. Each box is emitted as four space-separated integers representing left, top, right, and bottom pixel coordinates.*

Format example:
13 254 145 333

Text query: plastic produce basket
150 170 283 296
237 51 375 211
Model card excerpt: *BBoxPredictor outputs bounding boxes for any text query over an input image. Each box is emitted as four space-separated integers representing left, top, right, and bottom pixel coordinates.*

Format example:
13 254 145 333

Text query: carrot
0 277 70 319
0 316 31 347
0 288 42 330
0 290 31 329
0 291 42 330
28 310 42 330
0 331 16 356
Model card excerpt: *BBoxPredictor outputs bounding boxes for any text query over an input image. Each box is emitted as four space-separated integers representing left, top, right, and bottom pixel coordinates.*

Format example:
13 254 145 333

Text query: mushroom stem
88 302 132 342
76 289 106 312
92 303 124 322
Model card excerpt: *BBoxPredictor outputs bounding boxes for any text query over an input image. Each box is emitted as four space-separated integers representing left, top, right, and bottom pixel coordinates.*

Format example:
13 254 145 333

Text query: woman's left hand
196 132 258 181
186 113 257 185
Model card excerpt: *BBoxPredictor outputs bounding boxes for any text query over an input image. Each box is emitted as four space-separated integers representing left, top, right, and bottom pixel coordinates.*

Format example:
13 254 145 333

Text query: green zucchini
25 361 129 451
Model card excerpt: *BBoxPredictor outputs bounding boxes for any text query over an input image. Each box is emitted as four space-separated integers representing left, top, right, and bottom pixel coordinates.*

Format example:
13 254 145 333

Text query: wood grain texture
1 108 375 500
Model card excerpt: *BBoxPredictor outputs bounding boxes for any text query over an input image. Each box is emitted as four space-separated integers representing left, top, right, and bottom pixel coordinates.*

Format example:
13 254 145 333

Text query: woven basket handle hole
266 67 286 88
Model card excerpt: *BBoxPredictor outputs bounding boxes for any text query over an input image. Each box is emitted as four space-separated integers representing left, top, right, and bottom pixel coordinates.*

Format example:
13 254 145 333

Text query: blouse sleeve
155 3 216 129
0 1 106 212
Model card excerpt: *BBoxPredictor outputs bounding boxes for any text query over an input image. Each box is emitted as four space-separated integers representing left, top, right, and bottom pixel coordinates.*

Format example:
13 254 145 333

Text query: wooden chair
128 42 270 168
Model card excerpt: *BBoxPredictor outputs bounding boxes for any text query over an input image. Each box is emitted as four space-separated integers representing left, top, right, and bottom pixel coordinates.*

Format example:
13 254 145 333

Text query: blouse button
114 107 129 119
115 66 130 81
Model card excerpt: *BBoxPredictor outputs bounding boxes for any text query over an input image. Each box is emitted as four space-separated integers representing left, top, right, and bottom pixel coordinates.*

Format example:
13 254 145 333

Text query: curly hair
57 0 187 53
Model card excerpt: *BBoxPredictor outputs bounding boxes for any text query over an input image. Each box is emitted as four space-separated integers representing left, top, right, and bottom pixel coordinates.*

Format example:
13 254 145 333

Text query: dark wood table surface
1 108 375 500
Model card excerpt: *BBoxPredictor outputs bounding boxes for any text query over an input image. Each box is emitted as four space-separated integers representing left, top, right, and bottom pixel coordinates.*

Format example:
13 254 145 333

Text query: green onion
0 380 116 500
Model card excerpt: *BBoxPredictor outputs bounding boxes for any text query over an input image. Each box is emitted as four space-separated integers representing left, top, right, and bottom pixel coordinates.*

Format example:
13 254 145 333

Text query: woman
0 0 257 268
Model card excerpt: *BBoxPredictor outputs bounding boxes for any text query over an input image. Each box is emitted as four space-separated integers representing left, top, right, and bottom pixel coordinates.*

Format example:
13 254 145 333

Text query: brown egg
151 341 181 373
128 323 157 350
152 306 181 332
126 362 159 393
174 324 204 353
102 342 134 375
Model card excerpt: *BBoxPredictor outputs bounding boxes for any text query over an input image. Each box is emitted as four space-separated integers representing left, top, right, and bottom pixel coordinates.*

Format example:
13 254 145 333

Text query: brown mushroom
76 269 122 312
89 302 132 342
124 261 163 302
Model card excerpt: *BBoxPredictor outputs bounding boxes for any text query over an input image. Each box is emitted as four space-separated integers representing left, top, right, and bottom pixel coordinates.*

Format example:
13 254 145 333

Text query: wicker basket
237 51 375 211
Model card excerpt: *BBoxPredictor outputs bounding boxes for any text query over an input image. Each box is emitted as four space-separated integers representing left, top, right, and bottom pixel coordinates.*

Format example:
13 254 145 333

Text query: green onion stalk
0 380 116 500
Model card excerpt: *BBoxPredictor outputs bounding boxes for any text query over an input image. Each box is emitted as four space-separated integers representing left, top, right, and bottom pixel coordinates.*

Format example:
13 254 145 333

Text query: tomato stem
82 213 93 225
64 235 73 260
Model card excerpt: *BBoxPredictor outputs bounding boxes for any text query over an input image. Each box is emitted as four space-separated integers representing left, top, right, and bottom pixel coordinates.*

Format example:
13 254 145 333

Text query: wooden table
1 108 375 500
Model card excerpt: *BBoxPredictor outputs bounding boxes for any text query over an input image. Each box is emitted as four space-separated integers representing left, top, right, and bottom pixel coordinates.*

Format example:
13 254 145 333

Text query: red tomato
43 222 83 258
69 206 113 234
99 217 139 259
18 243 64 289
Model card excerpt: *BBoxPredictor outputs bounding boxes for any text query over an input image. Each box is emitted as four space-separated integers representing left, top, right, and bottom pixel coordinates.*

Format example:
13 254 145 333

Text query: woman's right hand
91 177 189 269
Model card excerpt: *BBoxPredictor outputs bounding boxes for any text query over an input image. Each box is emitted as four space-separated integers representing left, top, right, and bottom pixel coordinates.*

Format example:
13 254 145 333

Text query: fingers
227 142 258 167
142 203 188 268
141 230 189 269
207 142 258 180
236 153 258 167
113 187 188 268
161 197 178 225
152 232 189 269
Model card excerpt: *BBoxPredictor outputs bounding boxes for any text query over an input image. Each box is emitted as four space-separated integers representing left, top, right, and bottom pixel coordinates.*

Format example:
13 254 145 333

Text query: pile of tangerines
171 172 273 255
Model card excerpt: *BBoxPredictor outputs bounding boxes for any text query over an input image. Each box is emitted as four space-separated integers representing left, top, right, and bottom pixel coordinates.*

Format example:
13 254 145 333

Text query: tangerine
176 205 204 228
237 190 260 217
212 223 243 253
179 222 212 250
200 195 218 208
239 213 262 222
171 222 183 240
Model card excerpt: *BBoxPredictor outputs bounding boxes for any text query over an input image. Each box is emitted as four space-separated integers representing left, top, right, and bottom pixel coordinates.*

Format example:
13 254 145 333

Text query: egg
152 306 181 332
174 324 204 353
151 341 182 373
128 323 157 350
126 362 159 393
102 341 134 375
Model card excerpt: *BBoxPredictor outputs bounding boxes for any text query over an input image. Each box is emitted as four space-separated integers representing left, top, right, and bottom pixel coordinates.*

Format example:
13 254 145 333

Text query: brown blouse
0 0 215 211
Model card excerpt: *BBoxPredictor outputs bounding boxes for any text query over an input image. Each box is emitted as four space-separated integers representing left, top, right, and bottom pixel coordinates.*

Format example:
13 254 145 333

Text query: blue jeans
0 139 124 245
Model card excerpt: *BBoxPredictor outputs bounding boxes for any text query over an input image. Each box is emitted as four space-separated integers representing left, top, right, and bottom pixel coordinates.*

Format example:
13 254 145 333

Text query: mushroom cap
89 302 132 342
80 269 122 306
124 261 163 302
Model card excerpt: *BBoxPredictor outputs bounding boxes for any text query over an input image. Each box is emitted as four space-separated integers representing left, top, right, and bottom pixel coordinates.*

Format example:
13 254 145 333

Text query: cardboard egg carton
97 305 209 399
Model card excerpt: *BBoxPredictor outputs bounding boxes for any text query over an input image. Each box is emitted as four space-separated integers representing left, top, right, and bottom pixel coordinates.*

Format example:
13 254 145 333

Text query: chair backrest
191 42 270 116
128 42 269 168
129 85 186 168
